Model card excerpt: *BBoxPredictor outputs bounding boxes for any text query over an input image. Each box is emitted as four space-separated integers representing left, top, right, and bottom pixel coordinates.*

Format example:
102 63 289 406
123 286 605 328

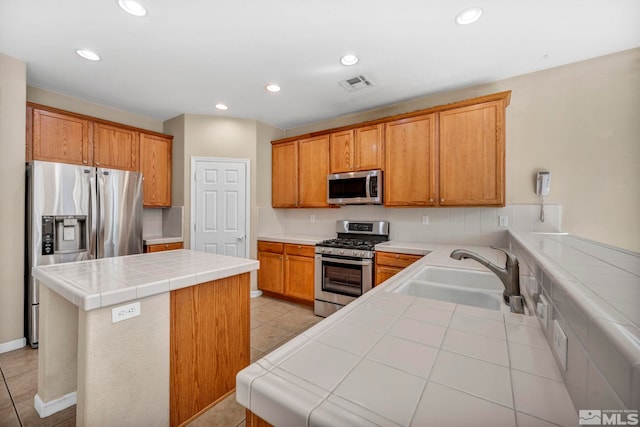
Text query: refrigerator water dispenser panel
41 215 88 255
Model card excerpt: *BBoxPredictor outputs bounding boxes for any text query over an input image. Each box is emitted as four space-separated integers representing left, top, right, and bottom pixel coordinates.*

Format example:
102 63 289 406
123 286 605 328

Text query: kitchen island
32 249 259 427
237 243 580 427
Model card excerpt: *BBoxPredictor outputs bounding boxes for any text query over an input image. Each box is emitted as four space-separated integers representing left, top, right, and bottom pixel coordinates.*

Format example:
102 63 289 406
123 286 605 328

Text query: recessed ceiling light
76 49 101 61
118 0 147 16
265 84 281 93
456 7 483 25
215 103 228 111
340 54 359 66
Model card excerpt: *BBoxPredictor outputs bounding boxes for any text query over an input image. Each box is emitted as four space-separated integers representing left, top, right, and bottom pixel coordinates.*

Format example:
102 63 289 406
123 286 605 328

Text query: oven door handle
321 256 372 266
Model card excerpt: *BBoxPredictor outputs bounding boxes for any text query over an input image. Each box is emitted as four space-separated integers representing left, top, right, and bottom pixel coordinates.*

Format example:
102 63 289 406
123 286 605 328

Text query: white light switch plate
421 215 429 225
499 216 509 227
552 320 568 371
112 302 141 323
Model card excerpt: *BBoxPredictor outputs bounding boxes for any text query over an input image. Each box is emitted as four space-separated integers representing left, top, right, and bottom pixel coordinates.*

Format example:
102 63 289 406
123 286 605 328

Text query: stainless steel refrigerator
25 160 143 347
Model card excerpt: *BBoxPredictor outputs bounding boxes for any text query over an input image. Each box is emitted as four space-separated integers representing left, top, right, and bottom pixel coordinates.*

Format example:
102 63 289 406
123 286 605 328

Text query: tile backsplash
259 204 562 246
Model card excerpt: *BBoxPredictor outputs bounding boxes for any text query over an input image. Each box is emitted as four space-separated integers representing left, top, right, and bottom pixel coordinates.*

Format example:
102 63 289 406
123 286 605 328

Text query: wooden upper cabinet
329 130 354 173
93 122 139 171
298 135 330 207
272 141 299 207
140 133 172 207
384 114 437 206
32 108 92 166
439 100 505 206
354 124 384 171
329 125 383 173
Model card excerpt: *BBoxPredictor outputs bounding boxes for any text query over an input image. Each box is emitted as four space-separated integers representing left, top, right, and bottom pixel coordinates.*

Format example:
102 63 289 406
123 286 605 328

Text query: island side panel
170 273 250 427
37 285 78 405
76 293 170 427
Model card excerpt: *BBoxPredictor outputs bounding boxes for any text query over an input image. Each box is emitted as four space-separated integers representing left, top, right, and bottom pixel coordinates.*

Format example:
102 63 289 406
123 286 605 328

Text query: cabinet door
32 108 92 165
298 135 330 207
439 100 505 206
272 141 298 207
329 130 354 173
375 265 402 286
257 251 284 293
384 114 436 206
284 254 314 302
354 124 383 171
93 122 139 171
141 133 172 207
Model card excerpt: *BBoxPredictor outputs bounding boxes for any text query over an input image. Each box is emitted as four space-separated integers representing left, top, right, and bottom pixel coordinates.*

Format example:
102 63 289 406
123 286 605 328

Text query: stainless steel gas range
314 220 389 317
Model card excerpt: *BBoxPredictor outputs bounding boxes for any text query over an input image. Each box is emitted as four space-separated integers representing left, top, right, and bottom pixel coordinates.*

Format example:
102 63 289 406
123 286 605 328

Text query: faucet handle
489 246 518 267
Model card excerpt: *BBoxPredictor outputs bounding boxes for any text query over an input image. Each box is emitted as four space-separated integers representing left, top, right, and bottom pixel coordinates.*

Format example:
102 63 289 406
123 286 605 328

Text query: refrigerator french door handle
87 167 97 259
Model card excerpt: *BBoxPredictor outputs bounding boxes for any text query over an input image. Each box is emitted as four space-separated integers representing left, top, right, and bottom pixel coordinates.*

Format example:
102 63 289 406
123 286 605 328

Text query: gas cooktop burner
317 238 377 251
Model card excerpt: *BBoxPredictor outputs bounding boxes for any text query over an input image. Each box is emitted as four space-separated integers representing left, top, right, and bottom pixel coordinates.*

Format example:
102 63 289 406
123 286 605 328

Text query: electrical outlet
310 214 316 223
421 215 429 225
536 294 549 330
552 320 568 371
112 302 141 323
499 216 509 227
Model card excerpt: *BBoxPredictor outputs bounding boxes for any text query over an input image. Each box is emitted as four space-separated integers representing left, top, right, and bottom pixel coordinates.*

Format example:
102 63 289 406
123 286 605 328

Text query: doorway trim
190 156 251 258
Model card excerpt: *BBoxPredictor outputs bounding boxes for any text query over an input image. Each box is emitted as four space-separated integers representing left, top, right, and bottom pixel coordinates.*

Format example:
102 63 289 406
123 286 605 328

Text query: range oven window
322 261 362 297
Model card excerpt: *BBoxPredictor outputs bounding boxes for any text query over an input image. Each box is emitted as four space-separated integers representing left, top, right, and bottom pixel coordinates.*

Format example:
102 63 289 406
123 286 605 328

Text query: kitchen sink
391 266 510 312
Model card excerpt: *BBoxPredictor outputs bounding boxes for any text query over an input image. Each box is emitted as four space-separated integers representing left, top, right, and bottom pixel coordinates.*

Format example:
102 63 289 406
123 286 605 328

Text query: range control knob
339 249 345 255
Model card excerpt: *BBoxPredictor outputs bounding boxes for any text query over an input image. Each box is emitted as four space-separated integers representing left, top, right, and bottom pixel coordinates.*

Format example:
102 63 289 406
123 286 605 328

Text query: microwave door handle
365 174 371 198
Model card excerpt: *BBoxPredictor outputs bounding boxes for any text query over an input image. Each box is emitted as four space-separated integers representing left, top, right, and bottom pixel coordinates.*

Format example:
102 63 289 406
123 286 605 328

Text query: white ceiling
1 0 639 129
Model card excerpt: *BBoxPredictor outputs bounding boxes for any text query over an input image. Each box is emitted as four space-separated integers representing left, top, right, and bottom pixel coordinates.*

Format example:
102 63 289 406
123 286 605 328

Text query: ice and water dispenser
41 215 87 255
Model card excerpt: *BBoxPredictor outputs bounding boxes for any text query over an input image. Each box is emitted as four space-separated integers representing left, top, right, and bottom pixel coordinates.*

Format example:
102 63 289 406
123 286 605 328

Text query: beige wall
0 53 26 347
27 86 164 132
283 48 640 252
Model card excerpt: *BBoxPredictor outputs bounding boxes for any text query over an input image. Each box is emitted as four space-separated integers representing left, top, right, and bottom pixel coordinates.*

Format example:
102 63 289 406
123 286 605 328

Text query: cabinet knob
395 255 399 259
440 199 445 202
429 198 434 202
297 245 301 249
83 160 88 164
95 162 100 166
279 256 282 259
164 244 169 248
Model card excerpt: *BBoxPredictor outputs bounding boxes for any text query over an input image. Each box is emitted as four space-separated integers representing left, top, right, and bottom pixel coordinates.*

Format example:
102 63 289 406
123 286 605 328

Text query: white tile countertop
257 234 333 246
237 244 579 426
508 231 640 410
32 250 259 311
143 235 184 245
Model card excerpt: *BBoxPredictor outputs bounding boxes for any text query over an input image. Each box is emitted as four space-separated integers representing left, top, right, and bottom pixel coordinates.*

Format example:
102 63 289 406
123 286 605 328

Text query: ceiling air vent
339 75 374 92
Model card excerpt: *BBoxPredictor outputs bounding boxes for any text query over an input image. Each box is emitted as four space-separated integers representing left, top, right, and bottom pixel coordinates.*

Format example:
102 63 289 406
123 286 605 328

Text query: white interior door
191 158 249 257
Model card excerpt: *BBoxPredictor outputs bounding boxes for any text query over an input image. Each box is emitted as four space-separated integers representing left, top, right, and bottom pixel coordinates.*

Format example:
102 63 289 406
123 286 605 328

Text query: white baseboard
250 290 263 298
0 337 26 354
34 392 77 418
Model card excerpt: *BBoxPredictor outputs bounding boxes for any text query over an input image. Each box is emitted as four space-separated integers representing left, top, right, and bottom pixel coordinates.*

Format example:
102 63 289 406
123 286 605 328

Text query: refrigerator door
26 161 94 347
97 168 143 258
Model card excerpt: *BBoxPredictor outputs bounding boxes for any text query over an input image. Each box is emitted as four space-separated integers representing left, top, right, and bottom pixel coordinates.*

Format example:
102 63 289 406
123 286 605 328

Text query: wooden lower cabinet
257 241 314 305
375 252 422 285
246 410 273 427
144 242 183 253
170 273 250 426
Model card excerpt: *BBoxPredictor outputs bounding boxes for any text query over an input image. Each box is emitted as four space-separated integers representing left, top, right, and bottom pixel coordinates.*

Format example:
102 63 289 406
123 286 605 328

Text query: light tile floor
0 296 320 427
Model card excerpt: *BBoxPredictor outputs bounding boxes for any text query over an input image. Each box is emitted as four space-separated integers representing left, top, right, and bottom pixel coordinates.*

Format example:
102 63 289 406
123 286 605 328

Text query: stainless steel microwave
327 170 383 205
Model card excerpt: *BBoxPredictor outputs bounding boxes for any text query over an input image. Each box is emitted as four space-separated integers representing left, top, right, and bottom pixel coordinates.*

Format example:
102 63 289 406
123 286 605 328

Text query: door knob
237 235 246 240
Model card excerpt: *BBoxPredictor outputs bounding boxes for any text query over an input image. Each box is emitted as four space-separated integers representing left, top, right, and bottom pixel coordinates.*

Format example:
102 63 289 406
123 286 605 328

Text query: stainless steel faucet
450 247 524 314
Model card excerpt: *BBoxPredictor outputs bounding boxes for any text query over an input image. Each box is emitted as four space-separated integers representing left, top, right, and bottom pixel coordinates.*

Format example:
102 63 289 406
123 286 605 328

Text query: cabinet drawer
145 242 183 253
258 241 284 254
284 244 315 257
376 252 421 268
